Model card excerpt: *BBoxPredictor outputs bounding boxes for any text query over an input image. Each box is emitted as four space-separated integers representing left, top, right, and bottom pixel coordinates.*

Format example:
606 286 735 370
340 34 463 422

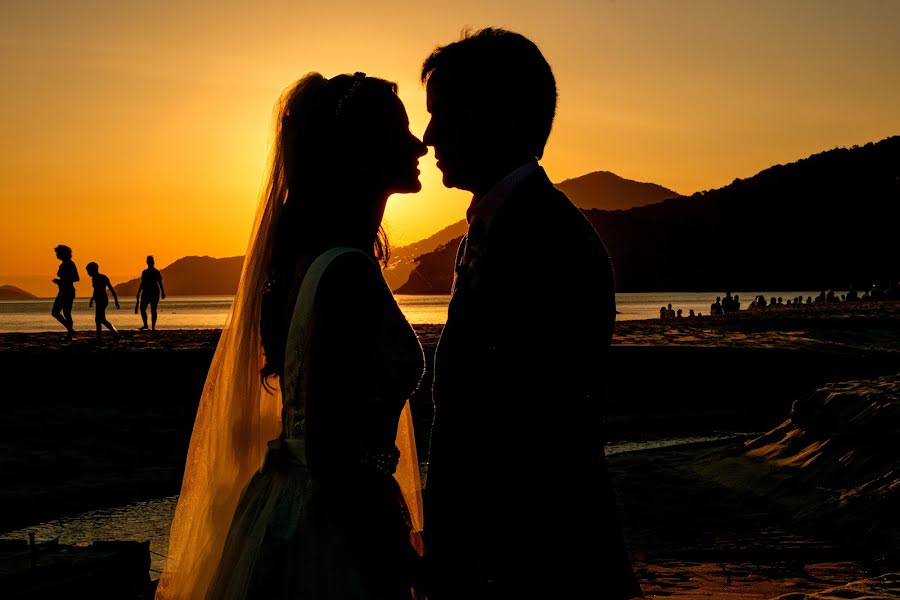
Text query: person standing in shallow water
136 255 165 330
86 262 120 341
51 244 79 340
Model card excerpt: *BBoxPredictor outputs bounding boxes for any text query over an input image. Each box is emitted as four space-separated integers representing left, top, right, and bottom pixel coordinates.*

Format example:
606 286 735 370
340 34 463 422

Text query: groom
421 29 643 599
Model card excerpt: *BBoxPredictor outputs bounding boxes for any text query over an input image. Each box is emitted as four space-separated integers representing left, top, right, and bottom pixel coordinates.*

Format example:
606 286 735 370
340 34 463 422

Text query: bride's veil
156 76 422 600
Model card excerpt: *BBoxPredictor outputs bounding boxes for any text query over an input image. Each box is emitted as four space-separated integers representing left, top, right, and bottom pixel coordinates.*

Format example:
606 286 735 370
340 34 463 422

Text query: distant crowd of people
709 292 742 315
746 283 900 309
660 291 742 320
659 304 704 319
52 244 166 341
660 284 899 321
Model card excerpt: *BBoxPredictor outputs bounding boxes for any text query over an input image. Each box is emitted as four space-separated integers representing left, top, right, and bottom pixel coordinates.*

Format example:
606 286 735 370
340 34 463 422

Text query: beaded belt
360 446 401 475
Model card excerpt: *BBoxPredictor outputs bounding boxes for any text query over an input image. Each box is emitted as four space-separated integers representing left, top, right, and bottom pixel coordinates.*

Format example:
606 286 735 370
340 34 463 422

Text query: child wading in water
86 262 121 341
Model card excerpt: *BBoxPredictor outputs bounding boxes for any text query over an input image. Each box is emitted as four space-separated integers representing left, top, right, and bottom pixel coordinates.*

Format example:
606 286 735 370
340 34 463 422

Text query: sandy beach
1 301 898 598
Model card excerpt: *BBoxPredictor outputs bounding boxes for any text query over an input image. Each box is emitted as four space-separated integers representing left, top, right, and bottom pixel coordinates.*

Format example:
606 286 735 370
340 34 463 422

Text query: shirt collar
466 160 539 229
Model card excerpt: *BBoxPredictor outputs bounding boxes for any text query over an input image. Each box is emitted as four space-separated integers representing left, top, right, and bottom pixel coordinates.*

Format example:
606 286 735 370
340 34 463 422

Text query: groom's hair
422 28 557 159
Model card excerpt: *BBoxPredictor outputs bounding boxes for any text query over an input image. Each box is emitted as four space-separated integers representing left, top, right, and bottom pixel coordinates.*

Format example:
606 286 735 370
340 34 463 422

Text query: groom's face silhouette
424 73 505 195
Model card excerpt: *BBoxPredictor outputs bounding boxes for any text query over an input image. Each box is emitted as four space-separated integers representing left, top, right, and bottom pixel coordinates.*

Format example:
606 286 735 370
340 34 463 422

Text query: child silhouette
86 262 121 342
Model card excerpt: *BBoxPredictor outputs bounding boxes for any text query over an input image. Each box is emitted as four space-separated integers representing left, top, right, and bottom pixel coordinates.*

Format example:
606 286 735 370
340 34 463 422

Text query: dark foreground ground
1 301 898 598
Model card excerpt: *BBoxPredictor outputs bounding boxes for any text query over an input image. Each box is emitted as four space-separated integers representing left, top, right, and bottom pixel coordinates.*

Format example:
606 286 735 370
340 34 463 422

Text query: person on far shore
136 255 165 330
667 303 676 319
51 244 79 340
659 306 667 320
733 294 741 310
710 296 724 315
676 308 683 319
722 291 736 313
688 309 695 318
86 262 120 342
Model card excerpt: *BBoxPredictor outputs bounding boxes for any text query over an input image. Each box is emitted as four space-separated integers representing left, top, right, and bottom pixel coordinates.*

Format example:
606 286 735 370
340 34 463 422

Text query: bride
157 72 428 599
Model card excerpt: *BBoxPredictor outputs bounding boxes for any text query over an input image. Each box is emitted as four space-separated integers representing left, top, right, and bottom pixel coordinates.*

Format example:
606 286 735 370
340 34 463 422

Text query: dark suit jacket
425 168 642 599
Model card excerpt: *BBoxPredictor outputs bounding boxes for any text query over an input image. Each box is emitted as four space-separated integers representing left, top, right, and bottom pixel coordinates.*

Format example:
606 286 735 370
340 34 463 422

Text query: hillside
392 170 678 293
384 219 469 291
396 137 900 294
0 285 37 300
588 137 900 291
114 256 244 296
101 170 677 296
555 170 679 210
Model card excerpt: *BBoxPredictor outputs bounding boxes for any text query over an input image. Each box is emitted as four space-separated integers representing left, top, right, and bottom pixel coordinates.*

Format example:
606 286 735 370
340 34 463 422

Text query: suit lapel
450 234 468 295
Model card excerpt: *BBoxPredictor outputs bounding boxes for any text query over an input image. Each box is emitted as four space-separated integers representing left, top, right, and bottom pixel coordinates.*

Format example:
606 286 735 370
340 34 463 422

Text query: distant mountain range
388 171 680 291
114 256 243 296
0 285 37 300
396 137 900 293
105 167 678 298
102 139 899 297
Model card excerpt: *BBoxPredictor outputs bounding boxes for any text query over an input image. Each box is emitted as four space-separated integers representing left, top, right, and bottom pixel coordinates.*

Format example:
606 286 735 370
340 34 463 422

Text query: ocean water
0 295 236 333
0 291 828 333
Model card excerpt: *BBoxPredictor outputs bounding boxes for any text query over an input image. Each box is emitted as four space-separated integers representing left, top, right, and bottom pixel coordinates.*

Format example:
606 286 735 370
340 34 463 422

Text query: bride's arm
304 252 384 486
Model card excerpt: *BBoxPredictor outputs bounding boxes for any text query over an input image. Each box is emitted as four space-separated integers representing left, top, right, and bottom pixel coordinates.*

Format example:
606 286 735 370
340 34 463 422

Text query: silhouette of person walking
136 255 165 330
86 262 120 341
51 244 79 340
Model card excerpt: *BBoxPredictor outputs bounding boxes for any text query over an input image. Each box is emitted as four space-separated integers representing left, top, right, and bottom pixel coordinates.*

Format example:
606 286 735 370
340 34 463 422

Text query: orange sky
2 1 899 296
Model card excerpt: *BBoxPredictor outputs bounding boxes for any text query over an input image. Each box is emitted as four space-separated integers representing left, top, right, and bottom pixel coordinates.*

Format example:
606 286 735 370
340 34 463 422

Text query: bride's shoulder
314 250 384 306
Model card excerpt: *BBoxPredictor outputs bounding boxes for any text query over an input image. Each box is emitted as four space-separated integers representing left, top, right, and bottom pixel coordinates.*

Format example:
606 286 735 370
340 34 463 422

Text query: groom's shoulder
510 171 603 247
506 169 568 222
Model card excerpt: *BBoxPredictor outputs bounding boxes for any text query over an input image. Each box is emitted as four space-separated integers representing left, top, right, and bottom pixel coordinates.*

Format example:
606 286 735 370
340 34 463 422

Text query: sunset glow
2 1 899 295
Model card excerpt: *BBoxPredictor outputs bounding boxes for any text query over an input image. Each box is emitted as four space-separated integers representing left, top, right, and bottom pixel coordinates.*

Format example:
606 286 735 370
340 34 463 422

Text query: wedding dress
158 246 425 599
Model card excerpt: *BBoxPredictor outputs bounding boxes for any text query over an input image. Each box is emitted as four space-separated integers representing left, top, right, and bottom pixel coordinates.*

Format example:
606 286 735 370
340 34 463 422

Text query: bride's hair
259 72 398 385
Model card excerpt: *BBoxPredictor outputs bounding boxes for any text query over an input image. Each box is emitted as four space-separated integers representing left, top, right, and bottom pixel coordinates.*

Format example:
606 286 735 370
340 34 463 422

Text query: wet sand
615 440 896 598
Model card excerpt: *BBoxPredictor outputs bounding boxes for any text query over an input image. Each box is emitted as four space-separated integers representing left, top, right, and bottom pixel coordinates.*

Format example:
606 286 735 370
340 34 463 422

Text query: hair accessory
334 72 367 117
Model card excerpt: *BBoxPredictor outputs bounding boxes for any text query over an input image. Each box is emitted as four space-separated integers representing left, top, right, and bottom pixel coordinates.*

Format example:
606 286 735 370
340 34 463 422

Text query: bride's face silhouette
282 75 425 210
361 93 427 195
